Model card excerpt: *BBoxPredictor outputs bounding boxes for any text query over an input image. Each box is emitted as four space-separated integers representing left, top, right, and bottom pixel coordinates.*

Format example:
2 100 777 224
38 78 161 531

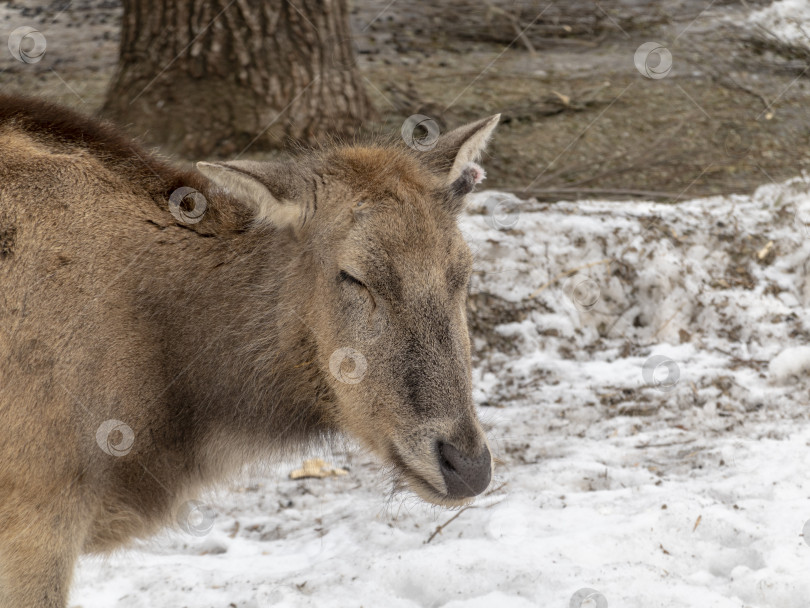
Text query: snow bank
464 177 810 426
769 345 810 384
73 179 810 608
749 0 810 49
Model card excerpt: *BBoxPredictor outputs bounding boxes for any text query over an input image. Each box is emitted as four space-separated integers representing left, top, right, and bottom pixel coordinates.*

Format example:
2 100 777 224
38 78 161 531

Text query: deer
0 94 499 607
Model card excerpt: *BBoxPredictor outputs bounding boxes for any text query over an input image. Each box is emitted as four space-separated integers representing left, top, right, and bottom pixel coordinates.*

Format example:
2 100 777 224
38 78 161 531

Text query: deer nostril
437 441 492 499
439 450 455 473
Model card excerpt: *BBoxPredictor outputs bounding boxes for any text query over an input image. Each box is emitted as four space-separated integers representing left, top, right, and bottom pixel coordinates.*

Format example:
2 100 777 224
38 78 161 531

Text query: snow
749 0 810 49
71 178 810 608
770 346 810 384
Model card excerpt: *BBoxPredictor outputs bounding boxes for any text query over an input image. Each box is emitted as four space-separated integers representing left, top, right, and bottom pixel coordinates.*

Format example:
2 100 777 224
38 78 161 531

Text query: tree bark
101 0 375 157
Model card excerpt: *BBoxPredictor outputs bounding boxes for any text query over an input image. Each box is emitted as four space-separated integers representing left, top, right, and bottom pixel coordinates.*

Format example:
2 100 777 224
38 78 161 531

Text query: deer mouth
387 443 474 508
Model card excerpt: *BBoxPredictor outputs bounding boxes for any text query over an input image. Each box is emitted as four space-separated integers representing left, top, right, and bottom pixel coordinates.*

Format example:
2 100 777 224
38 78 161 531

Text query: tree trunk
101 0 375 158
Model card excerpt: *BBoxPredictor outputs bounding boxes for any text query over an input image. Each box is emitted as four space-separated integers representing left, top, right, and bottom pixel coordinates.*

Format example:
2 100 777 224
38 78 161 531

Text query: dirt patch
1 0 809 200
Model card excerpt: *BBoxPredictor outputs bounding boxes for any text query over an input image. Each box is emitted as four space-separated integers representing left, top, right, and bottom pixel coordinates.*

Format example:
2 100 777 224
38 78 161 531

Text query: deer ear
196 160 311 230
422 114 500 186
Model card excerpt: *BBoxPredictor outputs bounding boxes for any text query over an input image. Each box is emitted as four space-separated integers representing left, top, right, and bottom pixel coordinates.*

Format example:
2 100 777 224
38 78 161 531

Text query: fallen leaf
757 240 773 260
290 458 348 480
551 90 570 106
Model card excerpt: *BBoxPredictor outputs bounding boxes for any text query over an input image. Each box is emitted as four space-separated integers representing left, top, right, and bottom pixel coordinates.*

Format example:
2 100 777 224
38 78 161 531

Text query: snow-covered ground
749 0 810 49
72 180 810 608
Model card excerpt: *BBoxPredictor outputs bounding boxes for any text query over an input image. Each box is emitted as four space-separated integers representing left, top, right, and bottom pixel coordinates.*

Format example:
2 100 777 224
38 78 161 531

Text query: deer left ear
422 114 500 186
196 160 313 233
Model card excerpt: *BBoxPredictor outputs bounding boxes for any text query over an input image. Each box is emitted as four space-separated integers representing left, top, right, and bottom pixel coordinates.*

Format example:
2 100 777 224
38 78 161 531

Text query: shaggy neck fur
0 94 336 504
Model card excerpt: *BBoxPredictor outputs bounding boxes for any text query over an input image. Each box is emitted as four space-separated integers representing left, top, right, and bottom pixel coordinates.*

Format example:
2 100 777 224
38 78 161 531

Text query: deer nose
437 441 492 498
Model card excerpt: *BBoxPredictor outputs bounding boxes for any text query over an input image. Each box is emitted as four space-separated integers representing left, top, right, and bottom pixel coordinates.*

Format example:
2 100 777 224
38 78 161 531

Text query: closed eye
339 269 376 311
339 270 366 289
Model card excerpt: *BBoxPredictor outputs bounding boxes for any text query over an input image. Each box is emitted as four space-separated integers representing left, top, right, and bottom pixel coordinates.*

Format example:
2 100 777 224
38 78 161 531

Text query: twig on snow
424 481 508 544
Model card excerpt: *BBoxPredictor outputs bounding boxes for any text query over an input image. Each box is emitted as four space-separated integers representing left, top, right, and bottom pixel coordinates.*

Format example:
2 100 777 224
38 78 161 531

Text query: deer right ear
196 160 312 231
420 115 500 186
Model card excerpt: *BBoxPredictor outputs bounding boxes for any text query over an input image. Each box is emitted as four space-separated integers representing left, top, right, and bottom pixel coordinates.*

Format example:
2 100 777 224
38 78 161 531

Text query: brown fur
0 94 499 607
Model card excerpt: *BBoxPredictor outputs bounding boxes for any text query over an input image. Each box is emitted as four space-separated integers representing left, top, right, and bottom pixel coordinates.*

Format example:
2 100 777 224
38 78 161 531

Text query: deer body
0 95 498 607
